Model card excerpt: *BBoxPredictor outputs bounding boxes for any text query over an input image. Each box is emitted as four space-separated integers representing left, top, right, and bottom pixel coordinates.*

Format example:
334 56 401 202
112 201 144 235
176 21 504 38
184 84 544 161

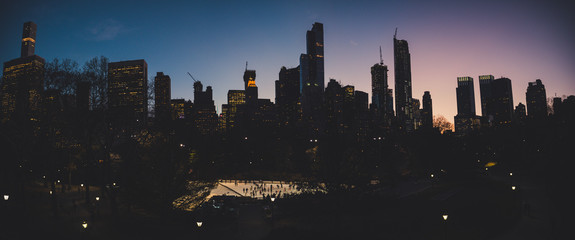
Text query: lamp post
3 194 8 201
82 221 88 229
196 221 203 228
442 214 448 240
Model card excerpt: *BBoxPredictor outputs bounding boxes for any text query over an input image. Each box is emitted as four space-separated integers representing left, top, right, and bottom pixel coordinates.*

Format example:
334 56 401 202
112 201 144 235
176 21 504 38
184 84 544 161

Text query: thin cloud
350 40 358 46
86 19 126 41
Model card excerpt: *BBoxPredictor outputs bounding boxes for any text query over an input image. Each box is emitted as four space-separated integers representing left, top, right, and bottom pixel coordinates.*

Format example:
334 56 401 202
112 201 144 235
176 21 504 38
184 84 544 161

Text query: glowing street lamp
82 221 88 229
3 194 8 201
196 221 203 228
442 214 449 240
49 190 53 195
271 197 276 202
509 172 513 176
95 196 100 201
511 186 516 191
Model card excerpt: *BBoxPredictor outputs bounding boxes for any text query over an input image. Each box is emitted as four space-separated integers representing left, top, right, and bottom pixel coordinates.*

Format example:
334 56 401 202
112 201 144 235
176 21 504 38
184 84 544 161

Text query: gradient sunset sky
1 0 574 122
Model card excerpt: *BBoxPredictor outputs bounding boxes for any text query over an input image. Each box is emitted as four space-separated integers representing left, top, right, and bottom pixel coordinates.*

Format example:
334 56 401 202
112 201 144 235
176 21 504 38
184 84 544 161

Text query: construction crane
187 72 199 82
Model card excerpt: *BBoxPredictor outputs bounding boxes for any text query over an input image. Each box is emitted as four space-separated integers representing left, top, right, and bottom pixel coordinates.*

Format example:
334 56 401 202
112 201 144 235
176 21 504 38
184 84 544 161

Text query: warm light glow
196 221 203 227
96 196 100 201
3 195 8 201
442 214 448 221
509 172 513 176
271 197 275 202
22 37 35 43
485 162 497 167
49 190 53 195
82 221 88 229
81 183 84 187
430 174 434 178
512 186 516 190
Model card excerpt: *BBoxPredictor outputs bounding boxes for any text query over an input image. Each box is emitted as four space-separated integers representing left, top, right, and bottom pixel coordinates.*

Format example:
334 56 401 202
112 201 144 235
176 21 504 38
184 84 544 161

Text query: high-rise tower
393 29 414 132
300 22 325 136
371 47 391 130
108 59 148 128
422 91 433 130
479 75 494 122
21 21 37 58
455 76 480 134
526 79 547 120
1 22 45 123
154 72 171 123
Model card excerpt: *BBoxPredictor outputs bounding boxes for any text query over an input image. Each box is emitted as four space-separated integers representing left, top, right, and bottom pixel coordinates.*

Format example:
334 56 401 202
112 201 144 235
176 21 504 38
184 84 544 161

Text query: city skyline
1 0 574 121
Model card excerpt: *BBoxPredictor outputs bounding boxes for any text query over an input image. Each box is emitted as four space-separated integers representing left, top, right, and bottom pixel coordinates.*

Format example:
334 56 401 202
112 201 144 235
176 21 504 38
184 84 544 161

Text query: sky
1 0 574 122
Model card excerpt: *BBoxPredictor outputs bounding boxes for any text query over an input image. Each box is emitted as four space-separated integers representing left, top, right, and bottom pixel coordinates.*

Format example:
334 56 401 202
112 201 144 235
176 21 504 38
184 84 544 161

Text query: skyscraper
275 66 301 129
422 91 433 130
154 72 171 123
226 89 245 130
300 22 325 136
107 59 148 128
371 52 391 130
479 75 494 120
456 77 476 116
455 76 480 134
394 30 414 132
21 22 37 58
1 22 45 123
243 68 258 105
192 81 218 135
491 77 514 125
526 79 547 120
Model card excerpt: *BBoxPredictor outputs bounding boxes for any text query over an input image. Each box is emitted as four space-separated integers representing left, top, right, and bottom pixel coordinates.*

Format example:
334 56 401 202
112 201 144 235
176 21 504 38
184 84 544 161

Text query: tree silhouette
433 115 453 134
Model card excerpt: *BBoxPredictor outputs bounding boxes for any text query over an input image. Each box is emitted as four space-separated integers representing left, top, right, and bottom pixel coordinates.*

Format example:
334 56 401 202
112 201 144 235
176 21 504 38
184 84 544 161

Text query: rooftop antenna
379 46 384 65
394 28 397 39
245 61 248 71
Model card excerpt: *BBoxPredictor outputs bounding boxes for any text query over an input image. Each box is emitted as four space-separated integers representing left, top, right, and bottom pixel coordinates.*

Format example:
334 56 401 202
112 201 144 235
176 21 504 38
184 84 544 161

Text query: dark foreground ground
0 168 563 240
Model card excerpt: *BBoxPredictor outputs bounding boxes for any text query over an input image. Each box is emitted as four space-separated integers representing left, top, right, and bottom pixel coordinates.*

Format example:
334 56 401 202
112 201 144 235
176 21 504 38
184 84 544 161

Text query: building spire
379 46 383 65
394 27 398 39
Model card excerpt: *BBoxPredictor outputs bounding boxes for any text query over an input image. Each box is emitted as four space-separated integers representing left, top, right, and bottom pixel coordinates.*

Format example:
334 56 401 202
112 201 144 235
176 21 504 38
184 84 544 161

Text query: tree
82 56 109 110
433 115 453 134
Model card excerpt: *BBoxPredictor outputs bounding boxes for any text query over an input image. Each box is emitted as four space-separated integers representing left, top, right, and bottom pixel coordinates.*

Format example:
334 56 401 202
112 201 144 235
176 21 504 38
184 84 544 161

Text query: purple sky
1 0 574 122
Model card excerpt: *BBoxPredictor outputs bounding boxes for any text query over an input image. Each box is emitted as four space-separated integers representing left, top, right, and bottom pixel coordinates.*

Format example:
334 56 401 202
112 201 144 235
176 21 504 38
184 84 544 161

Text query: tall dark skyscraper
21 22 37 58
275 66 301 129
300 22 325 136
371 50 391 130
192 81 218 135
393 30 414 132
225 89 245 130
455 76 480 134
1 21 45 123
108 59 148 127
422 91 433 130
479 75 494 122
243 68 258 105
456 77 476 116
491 77 514 125
526 79 547 120
154 72 171 123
